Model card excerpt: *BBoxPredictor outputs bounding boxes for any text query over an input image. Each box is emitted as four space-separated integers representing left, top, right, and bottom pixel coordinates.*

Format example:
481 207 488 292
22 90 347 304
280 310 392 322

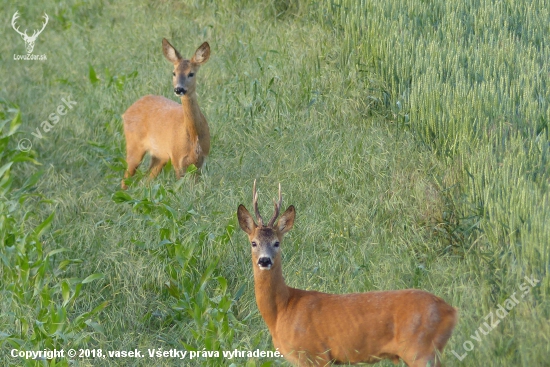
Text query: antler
29 13 48 40
252 179 264 226
267 183 282 227
11 11 27 38
11 12 48 40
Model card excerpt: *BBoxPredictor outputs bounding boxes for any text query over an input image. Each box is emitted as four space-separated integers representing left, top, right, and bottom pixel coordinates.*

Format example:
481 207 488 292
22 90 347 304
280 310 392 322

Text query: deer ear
162 38 182 64
238 205 257 235
192 42 210 64
277 205 295 235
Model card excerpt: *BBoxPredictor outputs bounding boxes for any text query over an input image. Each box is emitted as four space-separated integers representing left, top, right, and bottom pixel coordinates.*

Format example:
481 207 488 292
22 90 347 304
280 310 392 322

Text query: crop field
1 0 548 366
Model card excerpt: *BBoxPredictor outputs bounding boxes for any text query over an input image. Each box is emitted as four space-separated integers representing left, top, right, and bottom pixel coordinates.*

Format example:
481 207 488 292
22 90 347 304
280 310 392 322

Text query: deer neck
179 93 203 133
253 258 290 333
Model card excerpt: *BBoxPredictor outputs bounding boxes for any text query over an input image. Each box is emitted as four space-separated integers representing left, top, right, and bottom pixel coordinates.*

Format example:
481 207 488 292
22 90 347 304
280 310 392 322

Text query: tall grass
320 0 549 364
1 0 548 366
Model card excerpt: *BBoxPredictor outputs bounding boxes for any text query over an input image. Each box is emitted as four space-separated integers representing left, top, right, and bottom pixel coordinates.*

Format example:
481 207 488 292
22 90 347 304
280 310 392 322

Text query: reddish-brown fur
237 182 457 367
121 39 210 189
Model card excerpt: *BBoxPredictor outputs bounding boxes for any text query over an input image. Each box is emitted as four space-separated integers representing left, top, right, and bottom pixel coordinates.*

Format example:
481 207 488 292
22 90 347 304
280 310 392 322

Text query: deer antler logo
11 11 49 54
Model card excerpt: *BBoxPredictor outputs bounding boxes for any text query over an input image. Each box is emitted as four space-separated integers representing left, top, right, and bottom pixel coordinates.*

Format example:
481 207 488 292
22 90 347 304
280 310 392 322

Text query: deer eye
172 71 176 76
188 73 195 77
251 241 257 247
273 242 280 248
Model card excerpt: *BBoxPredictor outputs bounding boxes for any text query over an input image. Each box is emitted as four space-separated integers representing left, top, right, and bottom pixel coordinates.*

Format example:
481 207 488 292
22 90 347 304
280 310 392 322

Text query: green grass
1 0 548 366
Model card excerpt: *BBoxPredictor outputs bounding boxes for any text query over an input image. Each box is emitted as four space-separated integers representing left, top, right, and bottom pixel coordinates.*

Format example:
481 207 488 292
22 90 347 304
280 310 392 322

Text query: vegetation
1 0 548 366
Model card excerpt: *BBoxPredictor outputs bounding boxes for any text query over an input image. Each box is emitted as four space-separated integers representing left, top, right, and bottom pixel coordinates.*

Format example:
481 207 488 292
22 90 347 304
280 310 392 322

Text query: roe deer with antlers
121 39 210 189
237 181 457 367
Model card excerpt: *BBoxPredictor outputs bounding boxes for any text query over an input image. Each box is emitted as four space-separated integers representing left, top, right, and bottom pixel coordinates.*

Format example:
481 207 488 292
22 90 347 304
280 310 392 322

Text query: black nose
258 257 272 268
174 87 187 96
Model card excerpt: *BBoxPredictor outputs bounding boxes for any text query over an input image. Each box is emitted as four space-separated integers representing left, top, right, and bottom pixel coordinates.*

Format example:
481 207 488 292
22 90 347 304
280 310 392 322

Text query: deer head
12 11 49 54
162 39 210 97
238 181 295 270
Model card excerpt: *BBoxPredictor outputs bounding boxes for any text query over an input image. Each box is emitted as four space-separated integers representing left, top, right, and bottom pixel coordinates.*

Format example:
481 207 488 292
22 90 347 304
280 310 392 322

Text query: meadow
1 0 548 366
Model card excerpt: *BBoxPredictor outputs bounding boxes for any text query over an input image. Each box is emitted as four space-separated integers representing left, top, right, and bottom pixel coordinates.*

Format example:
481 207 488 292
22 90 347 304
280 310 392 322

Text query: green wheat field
1 0 548 366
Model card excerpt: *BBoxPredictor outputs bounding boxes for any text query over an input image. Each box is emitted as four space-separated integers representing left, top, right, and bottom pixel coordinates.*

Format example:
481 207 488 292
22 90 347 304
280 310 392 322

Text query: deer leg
122 148 146 189
148 156 168 180
174 165 187 180
402 353 438 367
193 157 205 181
173 155 191 181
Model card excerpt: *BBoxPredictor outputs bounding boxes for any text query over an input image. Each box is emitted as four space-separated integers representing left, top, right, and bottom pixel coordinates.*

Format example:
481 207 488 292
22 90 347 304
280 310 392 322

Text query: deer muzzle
174 87 187 96
257 257 273 270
